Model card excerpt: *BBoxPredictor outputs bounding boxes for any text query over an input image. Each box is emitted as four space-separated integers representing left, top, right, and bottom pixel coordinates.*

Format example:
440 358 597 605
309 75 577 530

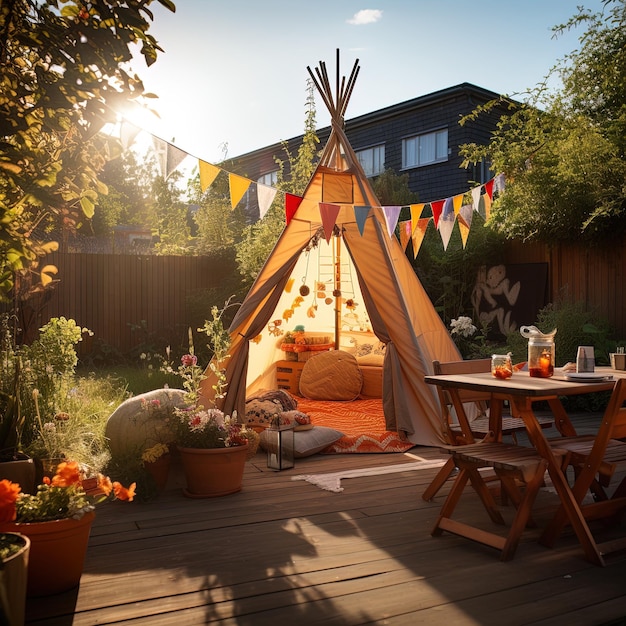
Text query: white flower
450 316 477 338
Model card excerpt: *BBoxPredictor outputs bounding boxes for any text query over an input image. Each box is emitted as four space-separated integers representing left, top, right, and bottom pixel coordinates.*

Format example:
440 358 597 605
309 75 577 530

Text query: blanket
295 397 415 454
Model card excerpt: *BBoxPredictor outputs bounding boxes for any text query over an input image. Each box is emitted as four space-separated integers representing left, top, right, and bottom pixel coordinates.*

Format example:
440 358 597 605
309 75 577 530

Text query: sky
123 0 608 165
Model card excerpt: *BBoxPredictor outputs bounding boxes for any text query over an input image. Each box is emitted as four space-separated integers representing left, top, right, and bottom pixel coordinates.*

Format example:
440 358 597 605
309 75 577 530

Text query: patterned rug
295 397 416 454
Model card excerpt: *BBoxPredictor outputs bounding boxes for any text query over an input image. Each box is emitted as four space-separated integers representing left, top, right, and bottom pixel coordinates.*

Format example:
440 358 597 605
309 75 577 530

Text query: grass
78 365 180 396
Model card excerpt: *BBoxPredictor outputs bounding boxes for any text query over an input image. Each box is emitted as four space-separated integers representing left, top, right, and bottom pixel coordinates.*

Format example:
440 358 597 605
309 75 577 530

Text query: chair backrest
432 358 492 444
587 377 626 466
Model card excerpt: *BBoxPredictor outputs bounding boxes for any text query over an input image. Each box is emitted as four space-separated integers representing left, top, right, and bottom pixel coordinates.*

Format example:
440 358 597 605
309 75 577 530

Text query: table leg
509 396 605 566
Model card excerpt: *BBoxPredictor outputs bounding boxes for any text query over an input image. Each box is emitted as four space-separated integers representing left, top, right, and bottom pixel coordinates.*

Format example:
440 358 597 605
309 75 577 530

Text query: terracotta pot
177 444 248 498
0 532 30 626
0 511 95 597
144 453 171 491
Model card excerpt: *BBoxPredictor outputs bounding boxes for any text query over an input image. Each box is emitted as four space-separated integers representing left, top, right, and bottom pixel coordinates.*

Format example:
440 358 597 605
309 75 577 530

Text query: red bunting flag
319 203 341 242
430 200 445 228
484 178 495 200
285 193 303 225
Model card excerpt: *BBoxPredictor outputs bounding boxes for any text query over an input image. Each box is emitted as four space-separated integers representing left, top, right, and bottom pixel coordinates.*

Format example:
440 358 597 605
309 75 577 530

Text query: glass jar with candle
521 326 556 378
491 353 513 379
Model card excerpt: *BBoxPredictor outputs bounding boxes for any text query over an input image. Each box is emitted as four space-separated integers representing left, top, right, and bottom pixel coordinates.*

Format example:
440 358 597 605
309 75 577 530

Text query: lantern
266 422 295 471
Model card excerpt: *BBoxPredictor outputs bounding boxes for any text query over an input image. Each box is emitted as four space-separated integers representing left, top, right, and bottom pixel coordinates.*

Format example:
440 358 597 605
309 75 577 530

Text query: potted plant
0 460 135 597
166 300 259 498
0 531 30 626
141 442 171 491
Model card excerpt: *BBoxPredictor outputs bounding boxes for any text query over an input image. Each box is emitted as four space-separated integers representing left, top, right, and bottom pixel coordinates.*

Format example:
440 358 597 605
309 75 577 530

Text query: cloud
347 9 383 26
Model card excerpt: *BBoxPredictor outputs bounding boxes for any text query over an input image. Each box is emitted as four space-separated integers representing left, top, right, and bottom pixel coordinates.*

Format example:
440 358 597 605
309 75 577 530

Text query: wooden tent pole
334 233 341 350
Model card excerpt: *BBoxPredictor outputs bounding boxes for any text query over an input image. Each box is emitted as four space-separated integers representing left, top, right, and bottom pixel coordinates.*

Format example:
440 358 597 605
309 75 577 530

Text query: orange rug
295 397 415 454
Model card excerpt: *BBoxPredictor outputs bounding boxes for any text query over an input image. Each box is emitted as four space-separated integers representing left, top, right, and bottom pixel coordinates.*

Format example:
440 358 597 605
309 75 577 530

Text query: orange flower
0 479 20 523
51 461 82 487
98 474 113 497
113 482 136 502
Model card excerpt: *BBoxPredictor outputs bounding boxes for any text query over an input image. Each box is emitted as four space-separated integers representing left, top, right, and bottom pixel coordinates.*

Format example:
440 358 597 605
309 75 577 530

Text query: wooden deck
26 414 626 625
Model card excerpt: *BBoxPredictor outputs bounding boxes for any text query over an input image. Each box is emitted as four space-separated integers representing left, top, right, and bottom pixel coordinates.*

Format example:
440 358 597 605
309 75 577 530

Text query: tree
459 0 625 244
236 81 320 283
0 0 175 298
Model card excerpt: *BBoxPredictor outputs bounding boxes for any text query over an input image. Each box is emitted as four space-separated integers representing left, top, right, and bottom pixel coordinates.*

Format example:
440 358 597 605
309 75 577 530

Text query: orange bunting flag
229 173 251 209
481 192 492 220
319 203 341 242
458 219 470 248
285 193 303 225
199 160 220 192
353 205 371 235
484 178 495 200
430 199 445 228
452 193 464 216
412 218 430 258
398 219 412 251
409 203 425 234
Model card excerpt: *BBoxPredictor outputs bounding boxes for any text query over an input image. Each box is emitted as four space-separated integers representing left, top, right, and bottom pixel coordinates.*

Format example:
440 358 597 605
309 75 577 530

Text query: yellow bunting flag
199 160 220 192
412 218 430 258
410 204 426 234
229 173 251 209
452 193 464 216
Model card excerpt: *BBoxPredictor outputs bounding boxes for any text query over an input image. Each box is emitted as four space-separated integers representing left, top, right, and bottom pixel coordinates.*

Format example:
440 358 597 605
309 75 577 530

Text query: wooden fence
4 253 233 359
3 237 625 359
504 239 626 340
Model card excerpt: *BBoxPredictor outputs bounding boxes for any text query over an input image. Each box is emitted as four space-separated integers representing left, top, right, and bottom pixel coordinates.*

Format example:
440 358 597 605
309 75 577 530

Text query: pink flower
181 354 198 367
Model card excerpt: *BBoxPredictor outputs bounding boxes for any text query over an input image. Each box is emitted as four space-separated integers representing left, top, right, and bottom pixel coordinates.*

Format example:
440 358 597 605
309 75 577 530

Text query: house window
356 145 385 177
402 129 448 168
258 171 278 187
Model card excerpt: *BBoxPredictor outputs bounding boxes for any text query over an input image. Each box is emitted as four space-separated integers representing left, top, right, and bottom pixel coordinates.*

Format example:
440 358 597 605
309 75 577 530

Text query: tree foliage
0 0 175 298
459 0 626 244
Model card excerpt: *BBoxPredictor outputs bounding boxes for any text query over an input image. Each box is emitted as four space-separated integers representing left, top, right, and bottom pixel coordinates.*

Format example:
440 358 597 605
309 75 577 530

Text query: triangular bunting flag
399 220 413 251
459 220 470 248
120 121 141 150
229 173 251 209
410 203 425 234
257 183 277 219
412 218 430 258
452 193 464 216
494 173 506 194
319 203 341 242
458 204 474 229
471 185 482 212
199 160 220 192
438 198 455 250
165 143 188 180
484 178 495 200
431 199 445 228
382 206 402 237
482 192 492 220
285 193 303 224
151 136 167 177
353 205 371 235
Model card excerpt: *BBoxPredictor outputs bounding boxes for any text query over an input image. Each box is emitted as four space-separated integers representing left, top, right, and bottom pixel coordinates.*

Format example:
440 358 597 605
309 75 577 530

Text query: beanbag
299 350 363 401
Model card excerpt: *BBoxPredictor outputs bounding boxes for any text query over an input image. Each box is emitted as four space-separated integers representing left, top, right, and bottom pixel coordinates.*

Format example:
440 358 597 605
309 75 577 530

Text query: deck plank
24 413 626 625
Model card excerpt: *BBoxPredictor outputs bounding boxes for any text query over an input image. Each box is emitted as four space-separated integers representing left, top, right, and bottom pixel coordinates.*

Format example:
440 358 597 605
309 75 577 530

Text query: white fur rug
291 454 447 492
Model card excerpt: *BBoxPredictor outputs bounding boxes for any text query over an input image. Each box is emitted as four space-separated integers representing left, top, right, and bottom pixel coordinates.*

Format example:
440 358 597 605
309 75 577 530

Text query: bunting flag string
115 118 505 253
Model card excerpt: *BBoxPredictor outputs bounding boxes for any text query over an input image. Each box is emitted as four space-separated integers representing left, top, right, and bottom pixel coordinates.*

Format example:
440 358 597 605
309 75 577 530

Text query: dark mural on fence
472 263 548 338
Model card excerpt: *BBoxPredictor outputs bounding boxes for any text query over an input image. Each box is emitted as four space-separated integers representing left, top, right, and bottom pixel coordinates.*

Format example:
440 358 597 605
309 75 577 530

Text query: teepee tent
204 52 461 446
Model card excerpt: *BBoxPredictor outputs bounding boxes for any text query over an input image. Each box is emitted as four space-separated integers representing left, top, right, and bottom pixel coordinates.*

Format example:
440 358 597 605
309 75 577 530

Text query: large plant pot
0 511 95 597
0 532 30 626
178 444 248 498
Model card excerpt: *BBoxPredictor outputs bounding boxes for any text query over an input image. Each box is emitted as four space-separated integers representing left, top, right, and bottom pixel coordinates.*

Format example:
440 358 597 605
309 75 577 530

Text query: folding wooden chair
540 378 626 561
431 441 569 561
422 358 552 501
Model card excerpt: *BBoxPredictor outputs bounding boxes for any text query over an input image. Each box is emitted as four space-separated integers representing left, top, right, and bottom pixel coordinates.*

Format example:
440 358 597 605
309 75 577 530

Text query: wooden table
424 367 626 566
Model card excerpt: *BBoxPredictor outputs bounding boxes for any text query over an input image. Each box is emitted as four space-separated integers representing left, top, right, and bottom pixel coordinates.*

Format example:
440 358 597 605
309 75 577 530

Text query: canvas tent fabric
200 54 460 446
